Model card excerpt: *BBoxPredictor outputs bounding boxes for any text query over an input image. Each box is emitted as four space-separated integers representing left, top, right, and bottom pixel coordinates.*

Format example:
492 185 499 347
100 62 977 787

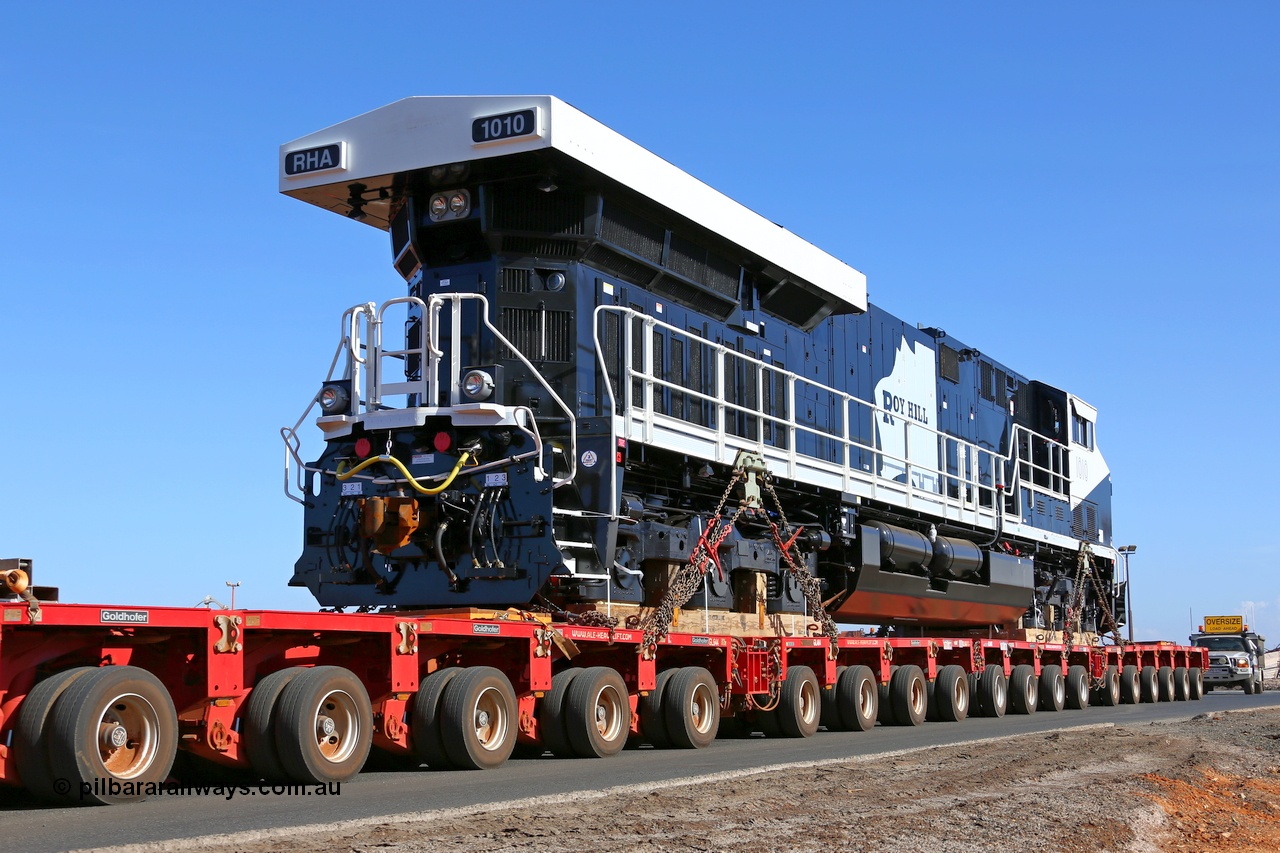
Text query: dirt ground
110 704 1280 853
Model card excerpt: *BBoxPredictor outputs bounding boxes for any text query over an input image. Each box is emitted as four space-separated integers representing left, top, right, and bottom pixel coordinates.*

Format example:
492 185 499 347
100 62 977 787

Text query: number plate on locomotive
472 109 538 144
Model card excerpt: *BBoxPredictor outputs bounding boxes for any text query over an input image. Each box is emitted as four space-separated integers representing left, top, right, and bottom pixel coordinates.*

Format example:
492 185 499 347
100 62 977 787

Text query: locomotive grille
601 311 621 403
669 337 685 419
499 307 572 362
582 244 655 286
652 274 735 320
491 183 585 235
939 344 961 383
501 236 579 258
667 234 740 299
601 201 664 263
1071 501 1098 539
980 361 995 401
499 268 533 293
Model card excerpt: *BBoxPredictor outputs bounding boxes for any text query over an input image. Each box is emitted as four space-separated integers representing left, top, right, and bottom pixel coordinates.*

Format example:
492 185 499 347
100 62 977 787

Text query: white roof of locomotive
279 96 867 313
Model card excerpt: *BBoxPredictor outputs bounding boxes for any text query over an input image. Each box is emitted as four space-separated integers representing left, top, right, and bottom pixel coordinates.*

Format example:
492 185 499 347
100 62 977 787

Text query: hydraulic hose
336 451 472 496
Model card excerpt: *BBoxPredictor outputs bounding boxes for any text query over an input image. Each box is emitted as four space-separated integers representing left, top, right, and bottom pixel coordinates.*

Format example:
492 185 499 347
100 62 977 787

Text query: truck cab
1189 625 1267 694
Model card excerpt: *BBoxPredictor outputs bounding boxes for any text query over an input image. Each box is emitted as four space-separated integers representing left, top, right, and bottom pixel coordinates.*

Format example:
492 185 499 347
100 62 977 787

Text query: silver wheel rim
952 677 968 714
473 685 509 752
798 679 819 726
1054 676 1065 705
96 692 161 780
594 683 626 743
689 681 717 735
910 676 926 716
313 690 360 764
858 679 876 720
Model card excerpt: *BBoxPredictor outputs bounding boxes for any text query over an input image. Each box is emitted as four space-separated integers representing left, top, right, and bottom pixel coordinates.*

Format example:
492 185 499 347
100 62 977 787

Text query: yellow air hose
336 451 472 496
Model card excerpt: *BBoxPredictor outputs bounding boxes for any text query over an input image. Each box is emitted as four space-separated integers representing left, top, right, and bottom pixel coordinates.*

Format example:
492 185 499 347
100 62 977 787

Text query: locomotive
280 96 1121 633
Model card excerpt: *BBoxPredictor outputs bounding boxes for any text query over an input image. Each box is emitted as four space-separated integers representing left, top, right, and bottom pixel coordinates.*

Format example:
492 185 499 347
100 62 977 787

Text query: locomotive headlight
448 191 469 214
318 382 351 415
461 369 495 401
429 195 449 218
427 190 470 221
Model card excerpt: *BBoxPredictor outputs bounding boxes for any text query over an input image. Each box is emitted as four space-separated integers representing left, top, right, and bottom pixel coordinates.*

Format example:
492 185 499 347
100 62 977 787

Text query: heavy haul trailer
0 572 1208 805
0 96 1208 804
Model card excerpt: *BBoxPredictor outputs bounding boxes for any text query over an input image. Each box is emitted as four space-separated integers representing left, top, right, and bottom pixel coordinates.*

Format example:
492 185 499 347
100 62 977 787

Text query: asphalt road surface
6 690 1278 853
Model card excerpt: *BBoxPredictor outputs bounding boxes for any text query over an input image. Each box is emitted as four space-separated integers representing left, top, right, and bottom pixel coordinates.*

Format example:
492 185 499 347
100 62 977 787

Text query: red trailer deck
0 583 1208 805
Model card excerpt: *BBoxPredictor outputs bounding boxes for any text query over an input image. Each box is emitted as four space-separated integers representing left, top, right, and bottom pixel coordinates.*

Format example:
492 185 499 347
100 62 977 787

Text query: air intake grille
501 236 578 258
652 275 735 320
939 344 960 384
1071 501 1098 540
601 201 664 263
583 244 655 286
491 183 585 235
499 268 532 293
668 234 740 299
499 307 572 362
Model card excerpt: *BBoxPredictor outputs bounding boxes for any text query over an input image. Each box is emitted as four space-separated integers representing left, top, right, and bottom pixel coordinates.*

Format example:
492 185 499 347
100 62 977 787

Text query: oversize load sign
101 609 149 624
1203 615 1244 634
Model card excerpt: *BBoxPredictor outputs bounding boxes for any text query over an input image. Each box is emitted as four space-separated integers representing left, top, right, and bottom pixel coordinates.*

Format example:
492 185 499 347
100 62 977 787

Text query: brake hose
336 451 472 496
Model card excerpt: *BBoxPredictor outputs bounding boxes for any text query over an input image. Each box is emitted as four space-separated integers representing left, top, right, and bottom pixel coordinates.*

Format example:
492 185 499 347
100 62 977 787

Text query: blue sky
2 4 1276 642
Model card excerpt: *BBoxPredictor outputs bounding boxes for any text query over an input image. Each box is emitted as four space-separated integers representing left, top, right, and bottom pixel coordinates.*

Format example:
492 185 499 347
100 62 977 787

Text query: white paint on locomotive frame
278 96 866 315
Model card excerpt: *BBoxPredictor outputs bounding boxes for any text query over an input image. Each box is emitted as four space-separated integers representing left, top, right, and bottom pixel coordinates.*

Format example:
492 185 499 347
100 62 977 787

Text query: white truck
1190 616 1267 694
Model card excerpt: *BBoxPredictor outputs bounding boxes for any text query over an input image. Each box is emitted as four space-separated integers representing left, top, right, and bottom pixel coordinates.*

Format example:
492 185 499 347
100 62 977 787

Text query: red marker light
433 431 453 453
354 438 372 458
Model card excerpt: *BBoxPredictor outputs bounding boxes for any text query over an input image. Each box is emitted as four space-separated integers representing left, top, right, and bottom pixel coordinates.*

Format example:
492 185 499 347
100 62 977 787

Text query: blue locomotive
280 97 1120 634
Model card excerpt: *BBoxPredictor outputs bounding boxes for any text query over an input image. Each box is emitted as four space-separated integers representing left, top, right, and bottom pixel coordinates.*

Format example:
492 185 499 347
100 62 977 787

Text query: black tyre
836 665 878 731
1157 666 1175 702
565 666 631 758
1120 664 1140 704
274 666 373 784
13 667 98 800
1173 667 1190 701
47 666 179 804
877 665 900 726
244 666 308 782
976 665 1007 718
1066 665 1090 710
538 668 581 758
1096 665 1121 707
411 667 461 768
638 669 678 748
439 666 518 770
663 667 720 749
932 665 969 722
1244 676 1256 695
1008 665 1038 715
1139 665 1158 703
775 665 821 738
1188 667 1204 700
1038 664 1065 712
820 665 848 731
889 665 927 727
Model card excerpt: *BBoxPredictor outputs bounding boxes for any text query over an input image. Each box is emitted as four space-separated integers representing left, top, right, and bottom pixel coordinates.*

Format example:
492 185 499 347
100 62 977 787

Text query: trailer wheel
638 669 678 748
564 667 631 758
878 665 900 725
775 665 820 738
664 667 720 749
47 666 178 804
244 667 308 782
889 665 927 726
1139 665 1158 703
13 667 98 800
411 667 461 768
1096 665 1121 707
1065 665 1090 710
274 666 373 784
1173 667 1190 701
1120 665 1140 704
976 666 1007 718
932 665 969 722
1008 665 1038 715
536 668 581 758
1188 667 1204 700
1156 666 1175 702
820 665 848 731
440 666 517 770
1038 664 1065 712
836 665 878 731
